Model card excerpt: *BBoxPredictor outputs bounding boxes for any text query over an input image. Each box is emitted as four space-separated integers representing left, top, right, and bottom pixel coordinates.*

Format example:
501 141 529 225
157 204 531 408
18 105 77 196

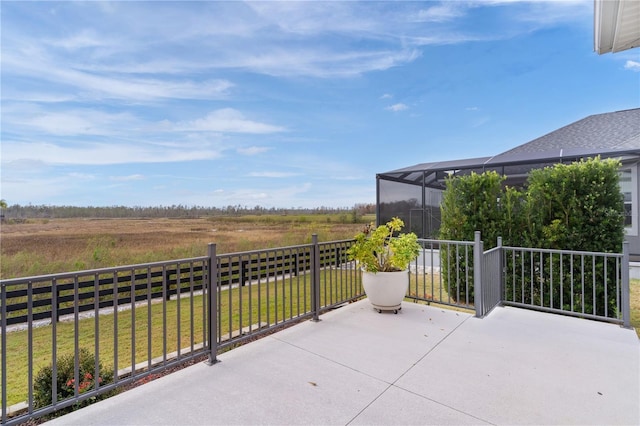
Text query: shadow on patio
46 299 639 426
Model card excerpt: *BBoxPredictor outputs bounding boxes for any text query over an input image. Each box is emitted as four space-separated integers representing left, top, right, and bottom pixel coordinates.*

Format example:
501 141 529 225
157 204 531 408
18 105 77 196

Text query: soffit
595 0 640 54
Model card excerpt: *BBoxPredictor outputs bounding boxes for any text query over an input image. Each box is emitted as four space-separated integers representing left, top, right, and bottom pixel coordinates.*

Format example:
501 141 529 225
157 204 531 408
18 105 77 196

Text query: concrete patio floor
47 300 639 425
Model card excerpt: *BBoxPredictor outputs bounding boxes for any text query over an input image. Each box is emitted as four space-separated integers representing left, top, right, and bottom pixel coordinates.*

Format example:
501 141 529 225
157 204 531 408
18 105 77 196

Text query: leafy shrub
440 157 625 310
33 348 115 410
510 157 624 316
525 157 624 252
439 171 504 302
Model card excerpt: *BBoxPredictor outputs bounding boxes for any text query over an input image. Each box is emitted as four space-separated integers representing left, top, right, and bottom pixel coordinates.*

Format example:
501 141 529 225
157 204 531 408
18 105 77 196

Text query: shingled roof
495 108 640 160
379 108 640 187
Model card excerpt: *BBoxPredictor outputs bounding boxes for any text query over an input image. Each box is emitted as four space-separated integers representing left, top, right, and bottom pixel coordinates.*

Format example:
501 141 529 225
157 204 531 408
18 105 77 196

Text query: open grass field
0 214 372 279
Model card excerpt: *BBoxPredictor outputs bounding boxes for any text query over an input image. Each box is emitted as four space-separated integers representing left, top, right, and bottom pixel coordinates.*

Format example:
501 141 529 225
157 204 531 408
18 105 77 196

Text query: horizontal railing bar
418 238 475 246
0 256 209 285
502 301 624 324
483 246 501 255
502 246 623 258
219 244 313 258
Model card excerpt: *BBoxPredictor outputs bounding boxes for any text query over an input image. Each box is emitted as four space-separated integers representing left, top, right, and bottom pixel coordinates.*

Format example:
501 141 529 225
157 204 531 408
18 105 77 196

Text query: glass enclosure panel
378 178 423 236
377 178 444 238
423 188 442 238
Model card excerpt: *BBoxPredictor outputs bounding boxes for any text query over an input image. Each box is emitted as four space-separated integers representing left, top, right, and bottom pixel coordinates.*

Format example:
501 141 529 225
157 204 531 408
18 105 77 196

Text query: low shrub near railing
33 348 115 411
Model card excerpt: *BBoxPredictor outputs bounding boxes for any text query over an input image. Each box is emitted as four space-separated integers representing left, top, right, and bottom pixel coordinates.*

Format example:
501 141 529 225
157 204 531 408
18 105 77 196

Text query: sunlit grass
2 269 362 406
407 271 474 310
1 215 367 279
630 279 640 338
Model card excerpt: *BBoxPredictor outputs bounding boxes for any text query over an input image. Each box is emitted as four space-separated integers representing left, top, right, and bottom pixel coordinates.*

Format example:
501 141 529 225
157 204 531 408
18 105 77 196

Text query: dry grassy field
1 215 371 279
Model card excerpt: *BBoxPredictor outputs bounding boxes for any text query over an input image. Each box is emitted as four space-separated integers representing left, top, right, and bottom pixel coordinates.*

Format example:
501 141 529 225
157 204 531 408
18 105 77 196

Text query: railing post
474 231 483 318
497 236 503 303
621 241 631 328
2 281 7 424
206 243 219 365
311 234 321 322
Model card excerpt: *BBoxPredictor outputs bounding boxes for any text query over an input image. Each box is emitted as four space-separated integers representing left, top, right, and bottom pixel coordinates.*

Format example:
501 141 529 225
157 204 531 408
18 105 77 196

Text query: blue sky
1 1 639 209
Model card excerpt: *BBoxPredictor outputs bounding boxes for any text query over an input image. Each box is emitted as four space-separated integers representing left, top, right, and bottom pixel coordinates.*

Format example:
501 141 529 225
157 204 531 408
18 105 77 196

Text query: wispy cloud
15 109 137 136
175 109 286 134
1 141 222 166
414 3 465 23
110 174 145 182
237 147 271 155
386 103 409 112
624 61 640 72
248 172 300 178
2 50 234 102
45 29 109 51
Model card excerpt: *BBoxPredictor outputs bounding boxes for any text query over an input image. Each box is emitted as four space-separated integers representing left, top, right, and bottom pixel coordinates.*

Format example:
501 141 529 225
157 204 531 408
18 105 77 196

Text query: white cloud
491 0 590 26
237 146 272 155
624 61 640 72
246 2 381 36
386 103 409 112
2 0 591 89
1 141 221 166
380 93 393 99
45 30 108 51
67 172 96 180
20 110 137 136
110 174 145 181
216 47 421 78
176 109 286 134
248 172 299 178
2 50 234 102
414 4 465 23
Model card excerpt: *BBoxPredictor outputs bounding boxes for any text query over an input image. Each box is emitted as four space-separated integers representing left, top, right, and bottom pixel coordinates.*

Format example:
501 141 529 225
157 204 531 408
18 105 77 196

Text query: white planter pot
362 270 409 313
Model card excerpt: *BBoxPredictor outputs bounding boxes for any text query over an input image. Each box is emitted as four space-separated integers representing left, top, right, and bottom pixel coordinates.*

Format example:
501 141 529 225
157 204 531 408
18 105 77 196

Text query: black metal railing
0 236 362 425
1 232 631 425
501 243 630 325
407 233 631 324
407 237 476 311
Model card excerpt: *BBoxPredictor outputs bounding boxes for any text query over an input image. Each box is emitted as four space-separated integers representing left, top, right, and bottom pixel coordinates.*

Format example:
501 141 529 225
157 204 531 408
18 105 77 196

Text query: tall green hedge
440 157 625 310
439 170 504 302
525 158 624 251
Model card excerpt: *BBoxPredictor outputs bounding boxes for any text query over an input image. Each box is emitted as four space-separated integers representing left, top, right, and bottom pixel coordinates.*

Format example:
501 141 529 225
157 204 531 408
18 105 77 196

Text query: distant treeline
1 203 376 219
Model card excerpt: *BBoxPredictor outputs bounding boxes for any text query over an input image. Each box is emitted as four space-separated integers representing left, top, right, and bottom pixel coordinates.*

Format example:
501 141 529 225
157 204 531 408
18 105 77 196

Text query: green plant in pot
347 217 421 313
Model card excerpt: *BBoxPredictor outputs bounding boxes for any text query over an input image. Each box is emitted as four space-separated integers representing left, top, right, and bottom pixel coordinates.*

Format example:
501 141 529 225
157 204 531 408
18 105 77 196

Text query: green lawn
4 274 637 408
630 279 640 338
2 270 362 407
